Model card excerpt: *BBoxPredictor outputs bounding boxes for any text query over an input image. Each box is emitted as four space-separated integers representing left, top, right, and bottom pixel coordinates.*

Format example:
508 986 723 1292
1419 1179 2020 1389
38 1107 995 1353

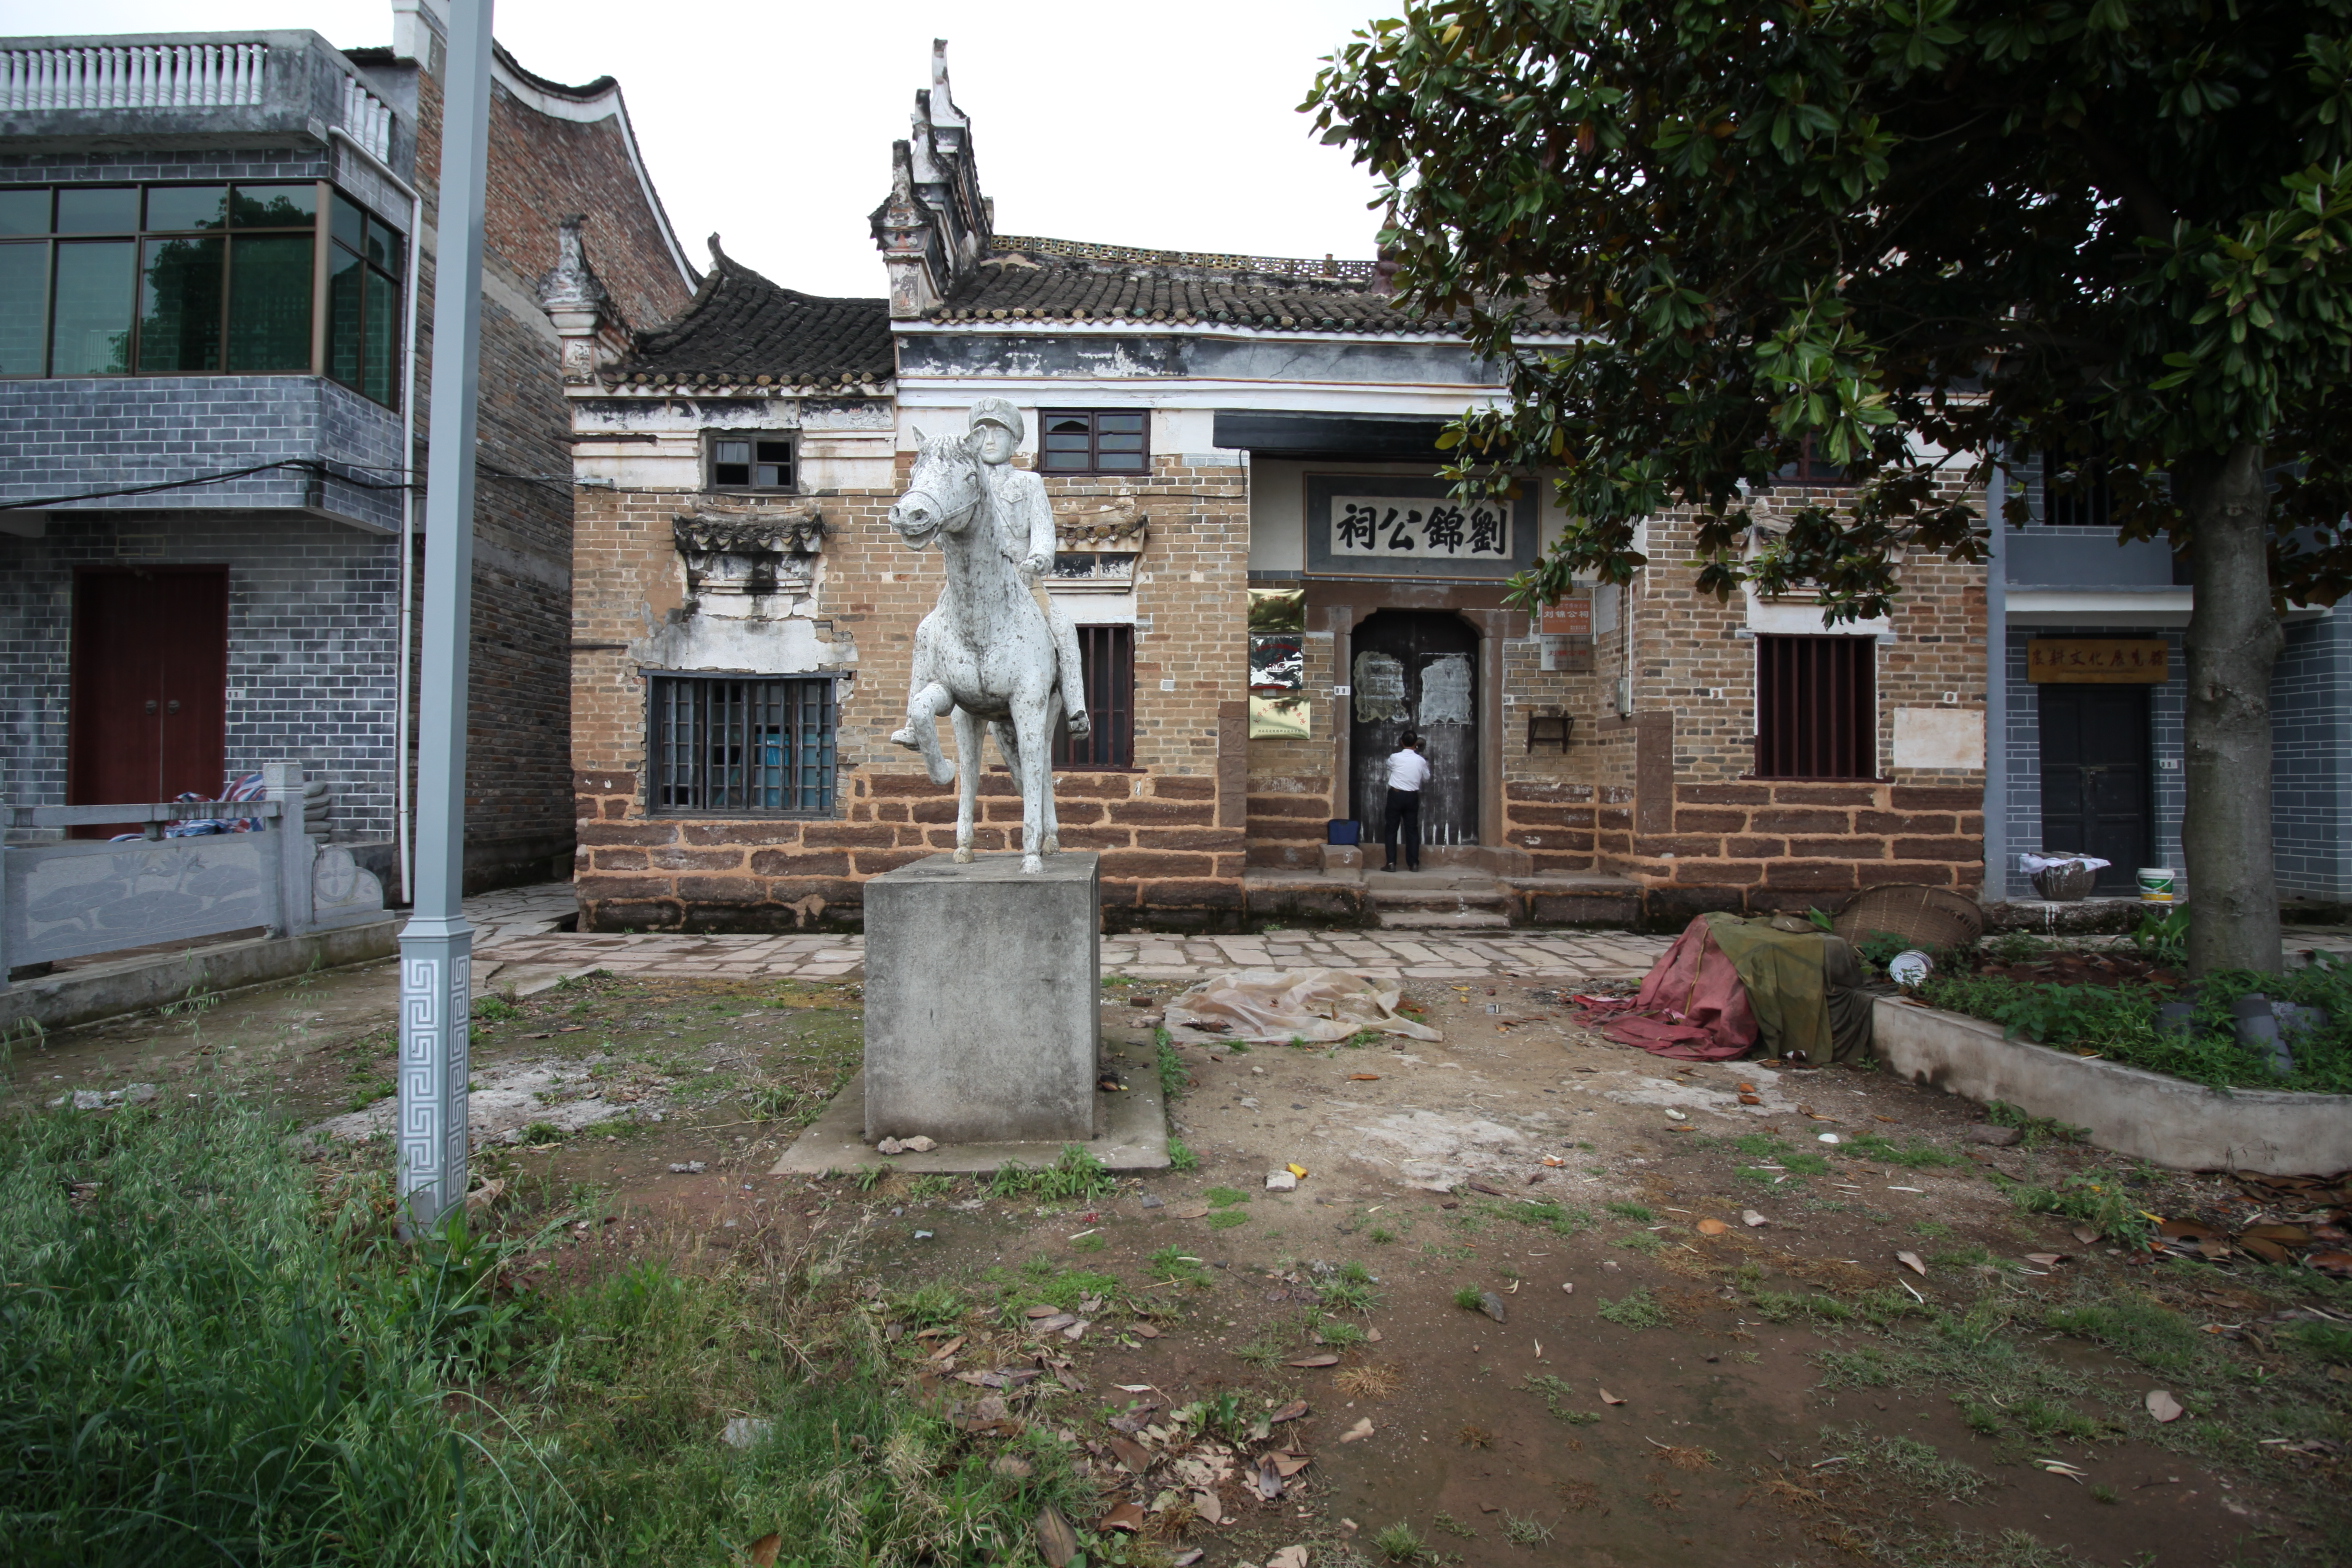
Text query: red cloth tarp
1574 916 1758 1060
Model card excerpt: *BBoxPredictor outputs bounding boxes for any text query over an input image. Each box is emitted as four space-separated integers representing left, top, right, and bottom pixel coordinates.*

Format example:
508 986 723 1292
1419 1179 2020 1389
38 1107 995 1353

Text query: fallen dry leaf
1737 1082 1756 1094
748 1533 782 1568
1738 1093 1762 1105
1269 1547 1310 1568
2023 1252 2070 1267
2072 1225 2101 1244
1696 1218 1730 1236
1036 1506 1080 1568
1132 1322 1162 1339
1340 1417 1375 1443
2146 1390 2185 1423
1025 1304 1061 1319
929 1335 965 1361
1272 1451 1313 1477
1349 1073 1381 1081
1599 1388 1625 1406
1286 1353 1341 1368
1896 1251 1927 1276
1097 1501 1147 1533
2308 1250 2352 1277
1107 1436 1154 1472
1168 1204 1211 1220
1742 1210 1769 1227
1542 1154 1566 1167
1193 1490 1223 1525
1270 1399 1309 1423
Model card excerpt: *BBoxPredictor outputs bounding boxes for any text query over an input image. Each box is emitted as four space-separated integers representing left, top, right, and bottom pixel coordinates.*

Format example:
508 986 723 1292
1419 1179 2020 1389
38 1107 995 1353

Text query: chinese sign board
1304 475 1538 580
2025 639 2169 684
1330 496 1511 560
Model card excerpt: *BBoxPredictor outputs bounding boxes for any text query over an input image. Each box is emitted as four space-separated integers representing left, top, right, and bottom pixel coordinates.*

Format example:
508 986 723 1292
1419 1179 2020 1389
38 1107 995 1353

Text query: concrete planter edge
1871 995 2352 1177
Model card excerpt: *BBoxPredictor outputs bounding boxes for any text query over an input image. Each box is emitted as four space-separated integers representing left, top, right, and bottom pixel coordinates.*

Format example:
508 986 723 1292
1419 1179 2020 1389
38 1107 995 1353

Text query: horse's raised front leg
892 683 956 788
952 706 986 862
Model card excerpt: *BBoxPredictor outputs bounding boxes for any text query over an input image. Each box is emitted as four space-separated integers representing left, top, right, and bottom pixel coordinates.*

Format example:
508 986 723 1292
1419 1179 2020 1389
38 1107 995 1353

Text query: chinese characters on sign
1538 599 1592 637
1331 496 1511 560
2024 639 2169 684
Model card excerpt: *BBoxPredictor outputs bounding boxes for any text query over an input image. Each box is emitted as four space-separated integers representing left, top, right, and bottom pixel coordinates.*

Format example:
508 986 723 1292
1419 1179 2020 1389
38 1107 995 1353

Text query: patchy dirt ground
7 958 2348 1567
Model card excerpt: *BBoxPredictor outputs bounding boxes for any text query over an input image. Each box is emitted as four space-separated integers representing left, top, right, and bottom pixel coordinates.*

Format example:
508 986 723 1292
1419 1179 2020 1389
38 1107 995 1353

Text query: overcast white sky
3 1 1395 298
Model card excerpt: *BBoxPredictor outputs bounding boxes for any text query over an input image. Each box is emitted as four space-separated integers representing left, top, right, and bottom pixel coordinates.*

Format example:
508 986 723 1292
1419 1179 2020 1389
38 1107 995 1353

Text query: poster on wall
1248 586 1310 738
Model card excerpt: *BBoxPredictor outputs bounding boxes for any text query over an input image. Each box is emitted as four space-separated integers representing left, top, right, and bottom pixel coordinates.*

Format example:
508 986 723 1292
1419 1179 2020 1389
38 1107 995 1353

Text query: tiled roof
919 236 1573 336
618 246 894 389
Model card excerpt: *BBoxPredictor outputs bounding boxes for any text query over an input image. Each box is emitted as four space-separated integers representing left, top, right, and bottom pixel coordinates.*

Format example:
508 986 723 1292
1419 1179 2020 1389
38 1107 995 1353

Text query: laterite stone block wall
571 452 1251 930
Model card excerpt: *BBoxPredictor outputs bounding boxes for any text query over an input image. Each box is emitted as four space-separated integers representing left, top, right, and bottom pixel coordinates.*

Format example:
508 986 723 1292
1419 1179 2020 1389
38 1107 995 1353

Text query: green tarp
1700 912 1874 1064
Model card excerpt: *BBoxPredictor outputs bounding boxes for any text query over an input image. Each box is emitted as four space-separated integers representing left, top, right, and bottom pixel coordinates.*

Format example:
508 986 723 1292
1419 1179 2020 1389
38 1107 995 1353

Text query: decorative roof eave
895 313 1586 348
573 373 895 398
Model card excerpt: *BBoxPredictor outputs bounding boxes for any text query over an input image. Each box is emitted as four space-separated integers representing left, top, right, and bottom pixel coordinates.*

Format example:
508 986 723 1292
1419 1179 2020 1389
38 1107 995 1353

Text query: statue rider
968 397 1090 740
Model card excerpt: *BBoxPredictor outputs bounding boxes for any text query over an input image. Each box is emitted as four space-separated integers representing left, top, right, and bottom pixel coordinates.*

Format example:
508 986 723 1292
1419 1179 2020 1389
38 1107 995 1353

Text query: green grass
987 1143 1115 1201
1843 1131 1964 1169
1374 1520 1430 1562
1597 1289 1667 1329
1146 1246 1210 1288
1604 1200 1656 1223
1498 1199 1593 1237
1206 1209 1249 1230
1203 1185 1249 1208
1518 1373 1602 1424
1997 1167 2157 1247
1453 1286 1486 1311
1611 1230 1665 1256
1155 1031 1187 1099
1167 1138 1198 1173
0 1097 1094 1566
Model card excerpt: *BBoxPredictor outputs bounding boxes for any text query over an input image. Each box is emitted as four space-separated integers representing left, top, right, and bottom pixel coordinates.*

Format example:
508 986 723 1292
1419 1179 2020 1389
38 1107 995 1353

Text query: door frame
67 563 232 811
2035 679 2153 892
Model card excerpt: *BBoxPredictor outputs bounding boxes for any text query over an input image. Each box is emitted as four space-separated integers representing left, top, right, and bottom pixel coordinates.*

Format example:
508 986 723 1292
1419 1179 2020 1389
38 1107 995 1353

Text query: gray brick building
0 3 694 896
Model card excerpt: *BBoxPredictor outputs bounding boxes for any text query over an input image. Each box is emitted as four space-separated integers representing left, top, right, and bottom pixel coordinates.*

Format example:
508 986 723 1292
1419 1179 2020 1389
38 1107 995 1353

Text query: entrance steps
1366 869 1513 930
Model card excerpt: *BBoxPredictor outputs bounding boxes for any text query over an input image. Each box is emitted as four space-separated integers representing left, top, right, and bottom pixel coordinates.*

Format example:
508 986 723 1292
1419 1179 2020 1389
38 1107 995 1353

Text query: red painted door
69 567 230 834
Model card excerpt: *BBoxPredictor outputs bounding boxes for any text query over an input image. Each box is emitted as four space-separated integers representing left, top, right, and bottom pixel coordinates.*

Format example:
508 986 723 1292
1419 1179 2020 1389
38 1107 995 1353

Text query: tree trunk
2178 442 2284 976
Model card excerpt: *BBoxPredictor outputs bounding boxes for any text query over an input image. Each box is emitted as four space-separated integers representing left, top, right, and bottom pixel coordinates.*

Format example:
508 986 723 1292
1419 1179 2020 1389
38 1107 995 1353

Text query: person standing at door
1382 733 1431 872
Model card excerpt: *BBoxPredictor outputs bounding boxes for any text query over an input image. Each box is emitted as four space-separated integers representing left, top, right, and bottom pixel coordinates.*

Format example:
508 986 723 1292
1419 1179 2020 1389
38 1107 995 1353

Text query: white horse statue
886 399 1089 874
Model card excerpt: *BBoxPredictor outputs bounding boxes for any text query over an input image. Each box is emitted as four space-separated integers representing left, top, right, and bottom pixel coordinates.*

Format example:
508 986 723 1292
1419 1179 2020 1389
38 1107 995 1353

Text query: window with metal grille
1038 409 1148 475
708 433 795 492
1755 635 1876 779
1772 434 1859 486
1053 625 1135 769
650 675 835 814
2038 447 2114 528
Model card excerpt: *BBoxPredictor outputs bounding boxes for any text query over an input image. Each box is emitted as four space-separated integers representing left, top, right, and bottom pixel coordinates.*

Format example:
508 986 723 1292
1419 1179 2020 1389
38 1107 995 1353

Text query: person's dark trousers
1383 786 1422 871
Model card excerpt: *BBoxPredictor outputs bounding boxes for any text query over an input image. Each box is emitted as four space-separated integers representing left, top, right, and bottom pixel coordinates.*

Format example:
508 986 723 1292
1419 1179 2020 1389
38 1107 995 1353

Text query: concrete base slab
0 919 397 1034
770 1031 1169 1175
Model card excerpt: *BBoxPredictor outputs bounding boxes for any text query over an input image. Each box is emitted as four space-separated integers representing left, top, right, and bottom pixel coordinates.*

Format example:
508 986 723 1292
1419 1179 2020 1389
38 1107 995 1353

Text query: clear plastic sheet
1162 968 1442 1044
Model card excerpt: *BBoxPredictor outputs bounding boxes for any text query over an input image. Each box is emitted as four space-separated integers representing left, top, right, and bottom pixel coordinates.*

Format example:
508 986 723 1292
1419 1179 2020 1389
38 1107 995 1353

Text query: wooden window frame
705 430 798 494
1053 624 1136 770
1753 634 1877 780
1037 408 1150 476
1771 434 1860 487
646 672 837 817
0 180 404 406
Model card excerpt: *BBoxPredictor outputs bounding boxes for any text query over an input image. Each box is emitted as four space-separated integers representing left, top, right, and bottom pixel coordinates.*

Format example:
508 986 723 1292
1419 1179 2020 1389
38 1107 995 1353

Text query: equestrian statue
886 398 1090 874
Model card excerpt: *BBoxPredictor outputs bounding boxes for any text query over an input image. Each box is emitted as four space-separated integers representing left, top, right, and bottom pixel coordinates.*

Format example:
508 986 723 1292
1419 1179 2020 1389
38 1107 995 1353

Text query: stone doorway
1348 608 1480 852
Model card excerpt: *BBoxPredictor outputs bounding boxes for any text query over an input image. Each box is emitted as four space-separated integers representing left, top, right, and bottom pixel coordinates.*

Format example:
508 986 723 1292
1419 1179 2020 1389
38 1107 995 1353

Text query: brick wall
2273 613 2352 899
0 513 399 839
570 451 1252 930
1597 483 1990 915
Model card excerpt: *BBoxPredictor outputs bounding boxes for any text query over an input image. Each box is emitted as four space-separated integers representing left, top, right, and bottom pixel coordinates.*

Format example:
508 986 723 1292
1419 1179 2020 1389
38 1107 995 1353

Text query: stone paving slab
472 924 1684 985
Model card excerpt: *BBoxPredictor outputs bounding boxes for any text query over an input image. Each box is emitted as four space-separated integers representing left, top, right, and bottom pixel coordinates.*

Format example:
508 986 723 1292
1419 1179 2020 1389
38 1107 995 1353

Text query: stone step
1377 908 1515 931
1367 885 1509 909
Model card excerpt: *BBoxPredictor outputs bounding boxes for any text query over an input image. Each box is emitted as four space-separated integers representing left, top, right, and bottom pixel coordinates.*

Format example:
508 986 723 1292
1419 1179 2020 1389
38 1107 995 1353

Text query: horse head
889 428 983 551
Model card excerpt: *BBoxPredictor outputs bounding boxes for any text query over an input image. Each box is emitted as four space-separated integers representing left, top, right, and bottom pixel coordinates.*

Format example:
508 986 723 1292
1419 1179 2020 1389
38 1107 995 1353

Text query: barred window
708 432 795 492
1053 624 1135 769
1771 434 1859 487
1755 635 1876 780
650 675 836 814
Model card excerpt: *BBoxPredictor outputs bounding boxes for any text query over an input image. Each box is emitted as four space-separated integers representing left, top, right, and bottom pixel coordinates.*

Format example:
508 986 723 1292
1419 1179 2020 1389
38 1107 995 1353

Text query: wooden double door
69 567 230 831
1349 609 1479 848
2038 682 2150 892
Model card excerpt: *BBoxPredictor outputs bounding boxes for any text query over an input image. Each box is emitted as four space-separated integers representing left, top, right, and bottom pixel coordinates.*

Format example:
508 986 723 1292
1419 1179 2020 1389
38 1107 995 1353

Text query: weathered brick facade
566 450 1254 931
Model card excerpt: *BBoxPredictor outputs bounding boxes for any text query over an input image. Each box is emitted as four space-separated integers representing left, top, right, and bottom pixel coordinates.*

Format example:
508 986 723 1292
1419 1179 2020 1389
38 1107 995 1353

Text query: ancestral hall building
554 45 2020 933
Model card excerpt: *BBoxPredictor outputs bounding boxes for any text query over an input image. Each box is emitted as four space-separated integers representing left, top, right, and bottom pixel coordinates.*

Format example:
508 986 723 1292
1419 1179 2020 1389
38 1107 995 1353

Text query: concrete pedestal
863 851 1100 1145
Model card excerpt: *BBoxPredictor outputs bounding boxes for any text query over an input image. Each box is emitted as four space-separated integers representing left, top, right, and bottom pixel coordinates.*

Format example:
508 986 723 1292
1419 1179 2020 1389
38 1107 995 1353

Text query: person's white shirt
1385 747 1431 792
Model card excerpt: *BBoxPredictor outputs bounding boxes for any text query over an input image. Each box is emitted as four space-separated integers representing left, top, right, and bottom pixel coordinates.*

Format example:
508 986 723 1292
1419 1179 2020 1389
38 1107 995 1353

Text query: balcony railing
0 41 394 165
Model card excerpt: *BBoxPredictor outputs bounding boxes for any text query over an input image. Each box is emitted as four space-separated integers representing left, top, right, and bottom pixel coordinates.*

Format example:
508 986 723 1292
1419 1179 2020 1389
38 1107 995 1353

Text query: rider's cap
968 397 1025 444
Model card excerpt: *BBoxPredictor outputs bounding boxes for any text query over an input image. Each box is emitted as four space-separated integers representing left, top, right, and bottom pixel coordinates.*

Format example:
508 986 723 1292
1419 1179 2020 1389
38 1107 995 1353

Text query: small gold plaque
2025 638 2169 684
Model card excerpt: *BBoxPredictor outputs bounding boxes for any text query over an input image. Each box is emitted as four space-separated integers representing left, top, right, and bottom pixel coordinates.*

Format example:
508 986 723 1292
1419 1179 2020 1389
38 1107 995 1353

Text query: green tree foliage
1308 0 2352 973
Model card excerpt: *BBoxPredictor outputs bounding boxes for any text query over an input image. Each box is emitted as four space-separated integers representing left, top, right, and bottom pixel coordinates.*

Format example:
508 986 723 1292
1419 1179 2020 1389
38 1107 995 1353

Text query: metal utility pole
398 0 495 1231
